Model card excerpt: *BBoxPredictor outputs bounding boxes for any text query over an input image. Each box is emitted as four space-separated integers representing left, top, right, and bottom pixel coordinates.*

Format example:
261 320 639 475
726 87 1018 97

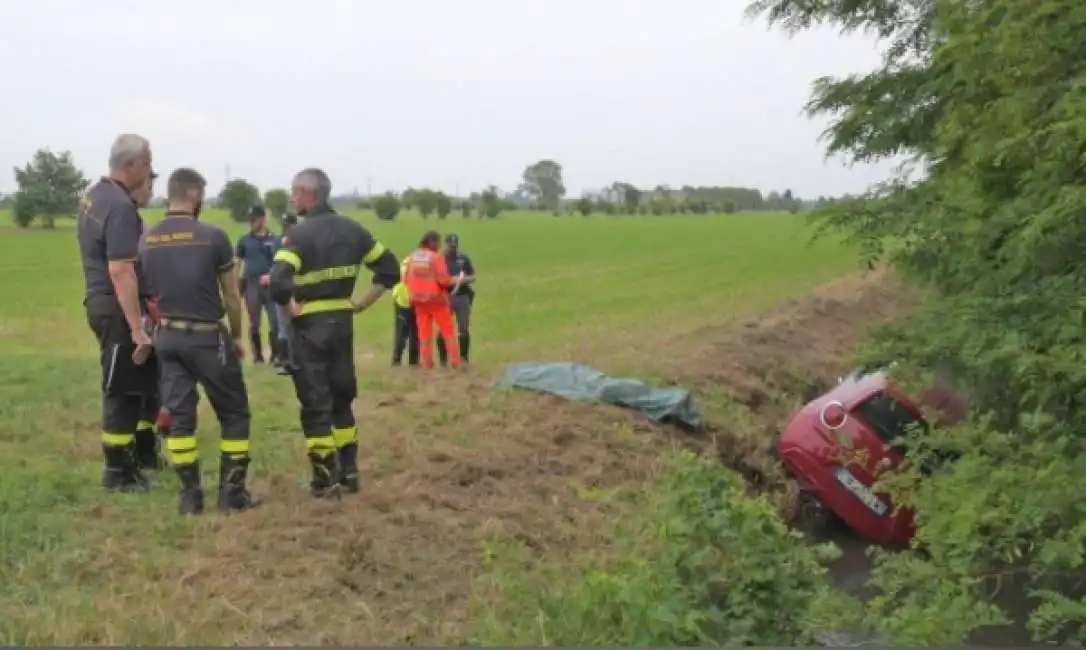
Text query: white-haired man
76 133 159 492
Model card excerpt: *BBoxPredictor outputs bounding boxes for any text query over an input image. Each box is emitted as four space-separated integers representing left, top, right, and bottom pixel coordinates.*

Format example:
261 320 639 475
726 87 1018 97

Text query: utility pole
366 176 373 197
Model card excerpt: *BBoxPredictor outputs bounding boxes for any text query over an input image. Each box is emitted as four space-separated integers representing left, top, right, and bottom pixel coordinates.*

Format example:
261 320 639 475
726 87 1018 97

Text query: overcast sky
0 0 892 198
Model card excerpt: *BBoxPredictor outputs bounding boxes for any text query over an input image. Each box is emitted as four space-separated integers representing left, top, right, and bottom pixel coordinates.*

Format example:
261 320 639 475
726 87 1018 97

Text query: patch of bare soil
148 270 916 644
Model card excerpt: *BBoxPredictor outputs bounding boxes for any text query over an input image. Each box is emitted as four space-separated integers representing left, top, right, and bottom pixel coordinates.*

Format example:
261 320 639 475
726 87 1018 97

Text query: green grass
0 208 859 644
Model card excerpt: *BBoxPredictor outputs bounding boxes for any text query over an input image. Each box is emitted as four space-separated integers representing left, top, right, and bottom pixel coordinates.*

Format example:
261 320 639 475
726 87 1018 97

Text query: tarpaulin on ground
495 362 702 428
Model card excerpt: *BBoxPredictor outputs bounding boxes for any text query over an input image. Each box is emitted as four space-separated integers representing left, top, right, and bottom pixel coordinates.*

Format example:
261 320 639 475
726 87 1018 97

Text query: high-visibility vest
403 248 450 305
392 257 411 308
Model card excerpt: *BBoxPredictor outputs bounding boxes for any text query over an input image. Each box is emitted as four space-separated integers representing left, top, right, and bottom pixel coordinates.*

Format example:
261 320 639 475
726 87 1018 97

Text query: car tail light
820 400 847 430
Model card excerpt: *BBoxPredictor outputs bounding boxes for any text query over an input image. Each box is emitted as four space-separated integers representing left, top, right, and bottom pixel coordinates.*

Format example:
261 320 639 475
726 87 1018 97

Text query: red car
778 367 966 546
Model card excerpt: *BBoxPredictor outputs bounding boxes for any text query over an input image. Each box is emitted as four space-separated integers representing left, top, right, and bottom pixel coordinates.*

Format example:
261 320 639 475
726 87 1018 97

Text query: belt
159 318 223 332
295 298 354 317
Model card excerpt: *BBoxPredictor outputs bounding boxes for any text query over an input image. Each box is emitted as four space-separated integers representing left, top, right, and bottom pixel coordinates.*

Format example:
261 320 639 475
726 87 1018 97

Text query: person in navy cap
234 205 282 363
437 233 476 365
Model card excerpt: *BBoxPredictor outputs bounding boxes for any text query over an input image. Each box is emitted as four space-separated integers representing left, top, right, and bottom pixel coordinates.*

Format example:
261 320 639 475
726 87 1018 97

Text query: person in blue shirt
270 212 300 375
234 205 282 364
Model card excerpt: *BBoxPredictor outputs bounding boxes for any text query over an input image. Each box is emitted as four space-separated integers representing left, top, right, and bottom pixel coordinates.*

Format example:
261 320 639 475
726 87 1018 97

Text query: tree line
1 152 851 228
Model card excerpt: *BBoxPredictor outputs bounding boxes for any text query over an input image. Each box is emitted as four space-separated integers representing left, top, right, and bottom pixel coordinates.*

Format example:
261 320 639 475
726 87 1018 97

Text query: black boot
101 443 150 493
268 331 280 365
218 454 261 512
175 462 205 515
308 452 341 499
134 427 166 471
275 338 298 376
250 332 264 363
460 333 471 363
437 336 448 367
337 443 360 494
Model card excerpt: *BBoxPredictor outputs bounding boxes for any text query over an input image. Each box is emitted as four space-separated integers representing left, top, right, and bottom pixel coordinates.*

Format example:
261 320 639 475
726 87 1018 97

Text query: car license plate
834 467 888 516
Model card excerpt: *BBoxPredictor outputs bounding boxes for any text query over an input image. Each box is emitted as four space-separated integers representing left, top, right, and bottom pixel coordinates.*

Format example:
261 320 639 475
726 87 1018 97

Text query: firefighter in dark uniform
76 133 158 492
268 168 400 498
437 233 477 365
139 168 259 515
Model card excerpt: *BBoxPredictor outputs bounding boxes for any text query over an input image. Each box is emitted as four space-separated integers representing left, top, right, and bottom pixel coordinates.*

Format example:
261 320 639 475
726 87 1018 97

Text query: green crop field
0 208 859 644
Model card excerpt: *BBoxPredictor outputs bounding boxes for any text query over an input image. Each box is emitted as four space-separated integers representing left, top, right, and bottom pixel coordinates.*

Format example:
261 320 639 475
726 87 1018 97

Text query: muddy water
811 525 1044 647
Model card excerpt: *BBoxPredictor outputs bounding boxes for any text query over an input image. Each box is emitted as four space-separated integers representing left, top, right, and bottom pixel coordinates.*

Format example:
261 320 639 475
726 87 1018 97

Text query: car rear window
851 392 930 447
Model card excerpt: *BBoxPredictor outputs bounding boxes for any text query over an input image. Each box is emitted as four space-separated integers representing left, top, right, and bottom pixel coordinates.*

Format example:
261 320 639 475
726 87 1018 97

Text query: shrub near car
778 367 966 546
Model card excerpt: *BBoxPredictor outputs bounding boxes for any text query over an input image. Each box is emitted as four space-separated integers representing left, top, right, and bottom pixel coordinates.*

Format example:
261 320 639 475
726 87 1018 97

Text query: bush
11 192 36 228
436 193 452 220
373 193 400 221
471 449 854 646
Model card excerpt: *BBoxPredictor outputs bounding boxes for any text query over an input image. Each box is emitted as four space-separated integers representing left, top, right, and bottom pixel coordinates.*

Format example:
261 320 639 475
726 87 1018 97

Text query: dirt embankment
146 270 915 645
660 270 916 515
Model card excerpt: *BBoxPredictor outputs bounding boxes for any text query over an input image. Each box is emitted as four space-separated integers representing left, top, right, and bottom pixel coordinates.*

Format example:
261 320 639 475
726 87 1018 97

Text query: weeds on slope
471 448 858 646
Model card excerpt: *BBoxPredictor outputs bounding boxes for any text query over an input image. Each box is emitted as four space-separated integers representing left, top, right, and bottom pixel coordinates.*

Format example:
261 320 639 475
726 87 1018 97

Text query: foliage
460 200 471 218
574 197 593 217
750 0 1086 643
416 189 438 219
472 449 855 646
263 188 289 220
435 192 452 220
401 187 419 211
11 192 36 228
12 149 88 229
218 179 261 223
519 160 566 209
373 192 400 221
480 186 502 219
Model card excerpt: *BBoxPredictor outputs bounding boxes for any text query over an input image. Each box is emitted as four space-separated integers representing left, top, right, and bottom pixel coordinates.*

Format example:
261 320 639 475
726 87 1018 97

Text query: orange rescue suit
404 248 462 368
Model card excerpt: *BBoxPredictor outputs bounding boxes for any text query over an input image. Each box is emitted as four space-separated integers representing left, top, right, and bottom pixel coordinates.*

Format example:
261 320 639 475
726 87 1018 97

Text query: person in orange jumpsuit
404 231 463 369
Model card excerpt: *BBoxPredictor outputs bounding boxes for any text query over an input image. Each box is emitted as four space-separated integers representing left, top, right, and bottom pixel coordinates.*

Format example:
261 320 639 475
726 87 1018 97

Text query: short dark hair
420 230 441 247
166 168 207 201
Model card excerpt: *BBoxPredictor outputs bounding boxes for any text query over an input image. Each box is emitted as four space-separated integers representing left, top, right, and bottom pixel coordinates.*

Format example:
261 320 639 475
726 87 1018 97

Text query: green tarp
495 362 702 428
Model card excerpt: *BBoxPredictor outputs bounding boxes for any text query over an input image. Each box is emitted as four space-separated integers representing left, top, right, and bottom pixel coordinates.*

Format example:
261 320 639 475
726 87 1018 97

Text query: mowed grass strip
0 209 856 644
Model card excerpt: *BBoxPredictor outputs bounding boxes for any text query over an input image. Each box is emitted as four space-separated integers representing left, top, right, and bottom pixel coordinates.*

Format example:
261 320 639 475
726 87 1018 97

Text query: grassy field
0 208 865 644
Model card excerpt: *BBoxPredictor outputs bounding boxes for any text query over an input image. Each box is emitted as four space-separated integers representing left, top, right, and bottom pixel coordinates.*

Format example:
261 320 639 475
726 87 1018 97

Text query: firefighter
138 168 259 515
235 205 282 364
76 133 158 493
391 254 420 366
268 168 400 498
405 231 463 370
436 233 476 365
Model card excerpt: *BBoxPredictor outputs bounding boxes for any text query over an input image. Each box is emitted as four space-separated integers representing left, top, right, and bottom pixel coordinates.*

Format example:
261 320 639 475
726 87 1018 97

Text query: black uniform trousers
438 292 474 363
289 311 359 457
155 326 252 465
392 304 420 366
85 294 160 451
